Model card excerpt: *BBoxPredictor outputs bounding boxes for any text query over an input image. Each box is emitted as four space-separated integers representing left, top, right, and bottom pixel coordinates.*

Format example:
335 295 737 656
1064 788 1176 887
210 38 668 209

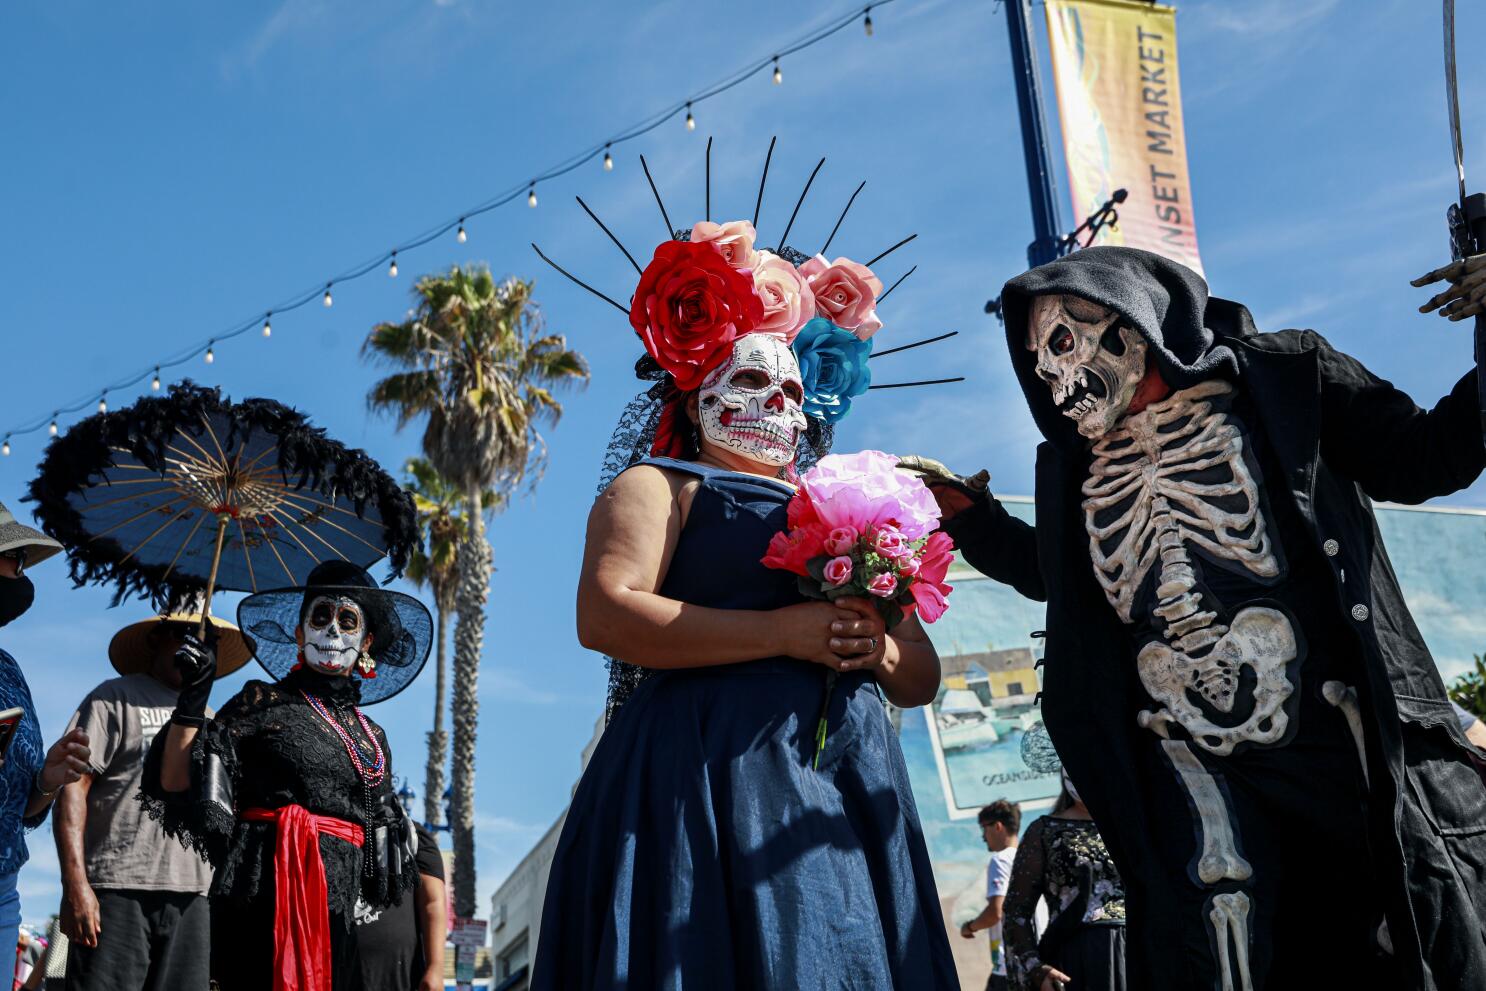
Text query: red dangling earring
290 647 306 673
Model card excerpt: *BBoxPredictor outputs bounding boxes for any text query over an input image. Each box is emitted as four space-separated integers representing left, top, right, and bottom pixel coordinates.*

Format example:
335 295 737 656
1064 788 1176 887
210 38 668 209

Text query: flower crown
629 220 881 425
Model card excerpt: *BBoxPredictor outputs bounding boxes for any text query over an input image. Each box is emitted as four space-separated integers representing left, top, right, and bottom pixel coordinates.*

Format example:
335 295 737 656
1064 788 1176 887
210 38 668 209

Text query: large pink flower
909 531 956 623
800 254 884 339
801 450 942 541
751 252 816 341
691 220 759 269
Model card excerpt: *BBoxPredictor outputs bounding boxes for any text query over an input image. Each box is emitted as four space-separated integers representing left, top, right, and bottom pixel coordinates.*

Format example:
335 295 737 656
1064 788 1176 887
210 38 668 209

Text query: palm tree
402 458 498 830
364 266 588 917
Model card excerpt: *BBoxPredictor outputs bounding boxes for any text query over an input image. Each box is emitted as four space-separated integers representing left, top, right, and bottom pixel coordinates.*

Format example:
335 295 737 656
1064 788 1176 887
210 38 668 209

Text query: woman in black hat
142 560 433 991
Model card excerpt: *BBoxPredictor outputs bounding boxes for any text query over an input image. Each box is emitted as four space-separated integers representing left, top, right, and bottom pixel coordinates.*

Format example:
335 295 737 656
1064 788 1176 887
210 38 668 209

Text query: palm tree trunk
450 487 489 918
423 604 449 828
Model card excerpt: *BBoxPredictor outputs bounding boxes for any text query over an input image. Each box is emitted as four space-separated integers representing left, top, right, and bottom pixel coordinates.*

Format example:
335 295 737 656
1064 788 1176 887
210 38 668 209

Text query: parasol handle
197 514 231 641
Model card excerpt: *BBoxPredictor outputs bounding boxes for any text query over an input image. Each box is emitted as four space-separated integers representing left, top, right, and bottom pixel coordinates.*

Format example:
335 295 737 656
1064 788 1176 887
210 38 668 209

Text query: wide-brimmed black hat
237 560 432 704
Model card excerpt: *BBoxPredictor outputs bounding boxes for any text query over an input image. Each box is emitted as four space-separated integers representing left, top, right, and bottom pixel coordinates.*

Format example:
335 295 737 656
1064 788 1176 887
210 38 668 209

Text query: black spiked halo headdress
533 139 964 720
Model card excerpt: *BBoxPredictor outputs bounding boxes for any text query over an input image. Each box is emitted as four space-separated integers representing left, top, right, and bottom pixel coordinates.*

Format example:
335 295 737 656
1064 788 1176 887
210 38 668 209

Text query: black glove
171 631 217 728
897 455 990 520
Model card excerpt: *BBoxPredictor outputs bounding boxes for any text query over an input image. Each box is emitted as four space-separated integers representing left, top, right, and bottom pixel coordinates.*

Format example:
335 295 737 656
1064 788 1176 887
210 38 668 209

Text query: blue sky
2 0 1483 923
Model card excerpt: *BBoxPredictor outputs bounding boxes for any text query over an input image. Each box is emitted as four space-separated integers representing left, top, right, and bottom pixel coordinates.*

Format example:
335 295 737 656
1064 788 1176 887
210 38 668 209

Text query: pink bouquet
763 450 955 628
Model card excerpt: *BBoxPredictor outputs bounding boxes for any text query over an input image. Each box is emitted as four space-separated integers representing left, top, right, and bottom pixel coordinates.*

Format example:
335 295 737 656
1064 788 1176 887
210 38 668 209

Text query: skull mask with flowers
1027 293 1149 439
696 332 809 467
299 595 371 676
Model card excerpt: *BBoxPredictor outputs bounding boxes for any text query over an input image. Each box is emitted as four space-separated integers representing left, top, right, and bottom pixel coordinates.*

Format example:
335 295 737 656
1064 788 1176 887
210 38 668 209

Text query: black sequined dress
142 668 414 991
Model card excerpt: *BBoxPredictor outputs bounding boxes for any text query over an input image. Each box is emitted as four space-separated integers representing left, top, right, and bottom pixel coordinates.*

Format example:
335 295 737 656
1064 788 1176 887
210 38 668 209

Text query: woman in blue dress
530 316 958 988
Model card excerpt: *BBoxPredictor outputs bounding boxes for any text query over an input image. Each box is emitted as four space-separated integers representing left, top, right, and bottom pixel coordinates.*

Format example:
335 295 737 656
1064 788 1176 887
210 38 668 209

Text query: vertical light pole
1004 0 1063 267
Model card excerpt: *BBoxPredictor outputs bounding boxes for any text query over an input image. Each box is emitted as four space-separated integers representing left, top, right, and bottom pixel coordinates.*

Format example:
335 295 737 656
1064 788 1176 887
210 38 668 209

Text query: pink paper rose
867 572 899 598
800 254 884 339
751 252 816 341
898 555 922 577
824 555 854 587
801 450 942 542
691 220 759 270
824 526 859 557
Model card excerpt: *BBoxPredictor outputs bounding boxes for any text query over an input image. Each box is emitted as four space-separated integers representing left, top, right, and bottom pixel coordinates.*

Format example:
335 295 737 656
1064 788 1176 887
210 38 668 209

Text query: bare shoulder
598 463 700 516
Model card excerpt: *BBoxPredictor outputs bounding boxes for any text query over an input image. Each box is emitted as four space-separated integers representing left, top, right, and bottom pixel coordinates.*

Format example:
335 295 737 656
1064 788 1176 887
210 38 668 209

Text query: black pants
65 890 209 991
210 893 363 991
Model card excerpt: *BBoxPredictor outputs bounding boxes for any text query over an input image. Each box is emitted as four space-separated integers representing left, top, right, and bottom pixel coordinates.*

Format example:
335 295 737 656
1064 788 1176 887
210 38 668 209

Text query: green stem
812 669 840 770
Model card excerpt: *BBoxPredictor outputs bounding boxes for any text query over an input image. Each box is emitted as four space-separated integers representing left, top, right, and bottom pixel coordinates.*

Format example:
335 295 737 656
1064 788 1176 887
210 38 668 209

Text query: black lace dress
142 668 414 991
1003 816 1126 991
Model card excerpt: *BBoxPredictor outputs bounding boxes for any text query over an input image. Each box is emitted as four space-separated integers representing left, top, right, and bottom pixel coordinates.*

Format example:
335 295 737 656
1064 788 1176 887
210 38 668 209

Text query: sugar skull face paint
1027 293 1149 439
697 333 808 467
300 595 367 676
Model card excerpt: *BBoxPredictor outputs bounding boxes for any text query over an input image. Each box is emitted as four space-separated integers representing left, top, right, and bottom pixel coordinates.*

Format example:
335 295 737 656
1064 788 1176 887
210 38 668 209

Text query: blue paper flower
792 317 873 423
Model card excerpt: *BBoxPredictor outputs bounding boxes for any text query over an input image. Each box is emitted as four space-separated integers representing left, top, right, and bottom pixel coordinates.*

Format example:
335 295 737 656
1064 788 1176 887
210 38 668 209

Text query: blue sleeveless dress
531 458 958 990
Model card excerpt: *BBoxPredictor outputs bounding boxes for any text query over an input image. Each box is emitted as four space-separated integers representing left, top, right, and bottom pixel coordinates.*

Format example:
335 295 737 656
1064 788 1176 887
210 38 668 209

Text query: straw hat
0 500 62 570
108 613 255 678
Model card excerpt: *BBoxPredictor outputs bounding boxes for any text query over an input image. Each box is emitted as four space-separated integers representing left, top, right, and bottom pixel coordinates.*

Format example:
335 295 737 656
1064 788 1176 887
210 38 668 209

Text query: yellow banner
1045 0 1203 275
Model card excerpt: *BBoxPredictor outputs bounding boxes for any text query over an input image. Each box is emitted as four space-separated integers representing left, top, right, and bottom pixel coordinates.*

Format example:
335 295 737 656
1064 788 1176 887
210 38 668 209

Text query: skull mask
300 595 368 676
697 333 808 467
1026 293 1149 439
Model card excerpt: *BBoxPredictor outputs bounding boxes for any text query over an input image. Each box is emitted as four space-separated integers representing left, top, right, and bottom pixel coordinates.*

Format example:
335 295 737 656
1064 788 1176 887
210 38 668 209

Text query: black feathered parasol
27 382 420 630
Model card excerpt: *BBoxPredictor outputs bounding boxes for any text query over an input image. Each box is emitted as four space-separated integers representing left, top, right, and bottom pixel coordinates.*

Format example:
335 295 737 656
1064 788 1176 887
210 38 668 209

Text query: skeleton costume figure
142 561 432 991
929 247 1486 991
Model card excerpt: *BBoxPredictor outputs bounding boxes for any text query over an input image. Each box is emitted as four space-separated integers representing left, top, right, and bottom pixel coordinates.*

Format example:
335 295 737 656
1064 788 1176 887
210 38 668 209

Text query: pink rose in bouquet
867 572 899 598
824 556 854 587
871 524 908 559
824 526 859 557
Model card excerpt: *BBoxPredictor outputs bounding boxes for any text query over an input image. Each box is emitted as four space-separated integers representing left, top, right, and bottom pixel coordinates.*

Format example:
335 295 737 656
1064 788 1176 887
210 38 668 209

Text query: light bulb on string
48 420 58 437
389 253 398 278
151 370 161 391
323 284 334 307
456 220 467 243
772 58 782 84
528 185 538 208
204 344 215 365
98 396 108 414
685 103 696 131
864 6 874 35
263 314 272 338
2 439 10 457
603 146 613 171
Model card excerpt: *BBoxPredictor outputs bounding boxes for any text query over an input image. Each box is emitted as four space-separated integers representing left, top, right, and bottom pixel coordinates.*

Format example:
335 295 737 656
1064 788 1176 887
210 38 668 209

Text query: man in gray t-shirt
53 612 252 991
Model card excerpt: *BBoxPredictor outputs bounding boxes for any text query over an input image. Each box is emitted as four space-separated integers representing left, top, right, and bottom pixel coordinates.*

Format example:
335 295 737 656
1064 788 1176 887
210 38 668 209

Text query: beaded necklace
301 689 387 787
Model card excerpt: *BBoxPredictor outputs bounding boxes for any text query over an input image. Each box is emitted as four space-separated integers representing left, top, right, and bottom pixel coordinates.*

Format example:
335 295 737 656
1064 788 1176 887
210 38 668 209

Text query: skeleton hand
1413 254 1486 321
897 455 989 520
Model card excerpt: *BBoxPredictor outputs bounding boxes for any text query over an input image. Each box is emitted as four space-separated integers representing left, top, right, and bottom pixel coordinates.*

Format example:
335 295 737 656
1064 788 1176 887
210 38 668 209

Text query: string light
0 0 898 452
2 439 10 457
48 420 57 437
389 252 398 278
204 344 215 364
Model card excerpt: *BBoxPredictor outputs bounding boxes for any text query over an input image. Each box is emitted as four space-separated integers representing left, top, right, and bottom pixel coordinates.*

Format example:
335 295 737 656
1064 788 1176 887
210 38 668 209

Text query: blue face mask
0 575 35 628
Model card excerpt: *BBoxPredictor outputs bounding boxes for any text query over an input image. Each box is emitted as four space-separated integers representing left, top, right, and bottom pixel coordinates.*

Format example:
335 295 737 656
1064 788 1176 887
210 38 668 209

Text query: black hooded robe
944 246 1486 990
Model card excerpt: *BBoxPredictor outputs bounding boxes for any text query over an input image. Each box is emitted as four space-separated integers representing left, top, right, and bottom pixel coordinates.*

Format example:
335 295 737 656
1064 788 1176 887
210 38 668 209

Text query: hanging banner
1045 0 1203 275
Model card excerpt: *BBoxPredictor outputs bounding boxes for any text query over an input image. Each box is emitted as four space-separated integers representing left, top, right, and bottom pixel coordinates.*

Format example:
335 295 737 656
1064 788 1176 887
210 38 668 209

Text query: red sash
241 805 365 991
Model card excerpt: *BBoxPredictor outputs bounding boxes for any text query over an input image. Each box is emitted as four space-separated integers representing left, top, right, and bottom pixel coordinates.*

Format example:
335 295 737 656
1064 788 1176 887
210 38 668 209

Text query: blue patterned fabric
0 648 45 875
531 458 958 990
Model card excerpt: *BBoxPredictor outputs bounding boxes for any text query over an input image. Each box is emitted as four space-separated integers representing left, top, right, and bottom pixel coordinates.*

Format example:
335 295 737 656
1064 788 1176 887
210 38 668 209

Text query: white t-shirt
986 845 1018 976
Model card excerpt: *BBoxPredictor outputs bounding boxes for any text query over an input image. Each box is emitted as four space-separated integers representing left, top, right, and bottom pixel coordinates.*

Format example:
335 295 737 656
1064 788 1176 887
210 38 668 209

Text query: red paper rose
761 523 827 578
630 240 765 391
